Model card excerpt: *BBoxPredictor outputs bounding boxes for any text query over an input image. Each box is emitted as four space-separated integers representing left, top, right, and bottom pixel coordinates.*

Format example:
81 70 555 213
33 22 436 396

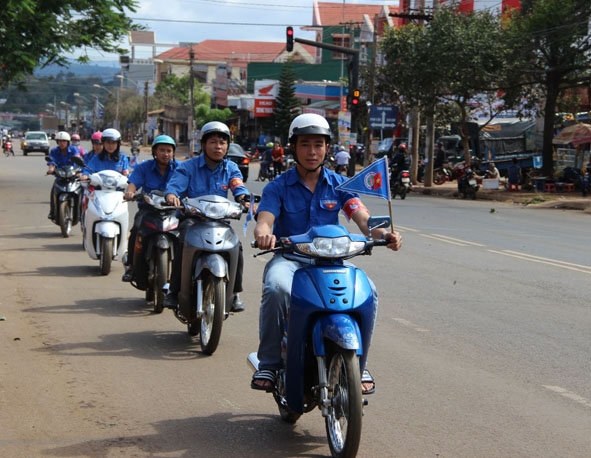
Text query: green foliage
273 61 300 144
195 106 233 127
503 0 591 176
0 0 139 88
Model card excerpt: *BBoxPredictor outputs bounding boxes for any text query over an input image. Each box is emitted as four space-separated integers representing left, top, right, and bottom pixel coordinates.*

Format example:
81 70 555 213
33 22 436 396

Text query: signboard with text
369 105 398 130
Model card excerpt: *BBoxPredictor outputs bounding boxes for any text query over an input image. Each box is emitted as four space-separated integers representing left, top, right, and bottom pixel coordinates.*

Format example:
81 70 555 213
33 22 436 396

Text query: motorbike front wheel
325 347 363 458
152 248 169 314
58 200 72 237
199 275 225 355
99 237 114 275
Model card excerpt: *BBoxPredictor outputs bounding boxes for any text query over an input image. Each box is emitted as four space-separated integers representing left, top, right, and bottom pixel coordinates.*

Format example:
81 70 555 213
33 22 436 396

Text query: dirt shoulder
411 181 591 213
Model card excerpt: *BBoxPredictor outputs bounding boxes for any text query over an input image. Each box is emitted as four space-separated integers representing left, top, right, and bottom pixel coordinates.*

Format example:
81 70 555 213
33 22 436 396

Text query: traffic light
350 89 360 110
286 27 294 52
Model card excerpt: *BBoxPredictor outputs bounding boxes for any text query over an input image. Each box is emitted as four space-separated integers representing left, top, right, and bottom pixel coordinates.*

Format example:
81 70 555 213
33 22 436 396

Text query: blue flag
335 157 391 200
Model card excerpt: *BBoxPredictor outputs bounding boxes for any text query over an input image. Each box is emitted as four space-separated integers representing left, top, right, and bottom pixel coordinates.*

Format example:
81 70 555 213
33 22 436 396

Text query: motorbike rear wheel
325 347 363 458
199 275 225 355
152 248 169 314
58 200 72 237
433 171 446 185
99 237 114 275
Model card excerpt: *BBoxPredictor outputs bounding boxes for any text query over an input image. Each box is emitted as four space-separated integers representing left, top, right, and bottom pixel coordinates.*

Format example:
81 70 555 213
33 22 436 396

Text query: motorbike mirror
44 155 51 162
367 216 391 232
245 194 261 203
71 156 85 167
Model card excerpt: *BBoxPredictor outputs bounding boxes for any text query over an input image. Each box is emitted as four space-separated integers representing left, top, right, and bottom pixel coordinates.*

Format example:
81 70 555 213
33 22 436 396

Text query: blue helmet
151 134 176 154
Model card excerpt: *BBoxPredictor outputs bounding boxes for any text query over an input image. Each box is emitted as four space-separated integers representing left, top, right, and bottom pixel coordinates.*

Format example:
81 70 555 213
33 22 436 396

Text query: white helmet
200 121 230 144
101 128 121 143
288 113 331 143
55 131 71 142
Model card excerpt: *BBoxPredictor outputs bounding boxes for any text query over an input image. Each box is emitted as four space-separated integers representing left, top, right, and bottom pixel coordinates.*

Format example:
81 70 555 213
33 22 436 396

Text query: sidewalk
410 180 591 212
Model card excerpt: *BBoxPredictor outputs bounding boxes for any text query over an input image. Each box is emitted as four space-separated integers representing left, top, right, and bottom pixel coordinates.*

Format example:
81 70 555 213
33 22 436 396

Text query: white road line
392 317 430 333
393 225 419 233
542 385 591 409
420 234 470 247
488 250 591 274
431 234 486 247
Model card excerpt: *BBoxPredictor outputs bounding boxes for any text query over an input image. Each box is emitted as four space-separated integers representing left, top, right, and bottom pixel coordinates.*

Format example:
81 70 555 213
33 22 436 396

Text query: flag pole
384 156 395 232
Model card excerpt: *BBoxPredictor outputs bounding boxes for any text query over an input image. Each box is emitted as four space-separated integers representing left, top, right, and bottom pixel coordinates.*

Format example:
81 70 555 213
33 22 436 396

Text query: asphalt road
1 151 590 457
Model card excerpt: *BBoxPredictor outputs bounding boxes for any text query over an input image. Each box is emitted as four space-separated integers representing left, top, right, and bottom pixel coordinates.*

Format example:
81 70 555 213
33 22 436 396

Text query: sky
83 0 506 65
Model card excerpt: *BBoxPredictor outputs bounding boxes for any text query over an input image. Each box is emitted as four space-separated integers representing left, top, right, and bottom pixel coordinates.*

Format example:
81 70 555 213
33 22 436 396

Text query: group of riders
44 113 403 396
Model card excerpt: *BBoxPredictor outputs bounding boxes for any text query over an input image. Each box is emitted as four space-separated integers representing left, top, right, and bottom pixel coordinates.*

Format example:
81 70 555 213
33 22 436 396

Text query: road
1 150 590 457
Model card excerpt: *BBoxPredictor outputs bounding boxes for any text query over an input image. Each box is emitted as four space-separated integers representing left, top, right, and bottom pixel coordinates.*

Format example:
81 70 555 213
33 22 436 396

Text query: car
227 143 250 182
22 131 50 156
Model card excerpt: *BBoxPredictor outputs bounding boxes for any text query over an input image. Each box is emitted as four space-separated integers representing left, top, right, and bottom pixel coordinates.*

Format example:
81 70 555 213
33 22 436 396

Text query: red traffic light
286 27 294 52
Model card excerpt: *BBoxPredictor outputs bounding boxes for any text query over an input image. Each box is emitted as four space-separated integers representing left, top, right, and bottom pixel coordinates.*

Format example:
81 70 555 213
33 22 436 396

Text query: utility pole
366 13 379 167
189 45 195 152
144 81 149 146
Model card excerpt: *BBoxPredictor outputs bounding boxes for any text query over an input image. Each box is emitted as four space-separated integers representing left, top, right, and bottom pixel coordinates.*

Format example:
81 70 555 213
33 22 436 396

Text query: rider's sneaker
164 292 179 309
230 294 245 312
121 267 133 282
47 213 54 220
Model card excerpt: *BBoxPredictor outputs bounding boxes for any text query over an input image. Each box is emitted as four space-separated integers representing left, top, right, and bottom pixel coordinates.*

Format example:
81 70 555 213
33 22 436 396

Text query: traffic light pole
293 36 360 175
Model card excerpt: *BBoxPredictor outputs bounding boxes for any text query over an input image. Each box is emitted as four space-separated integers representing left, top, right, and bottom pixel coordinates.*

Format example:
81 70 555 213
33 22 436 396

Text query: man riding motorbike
251 113 403 393
164 121 252 313
122 134 181 282
390 143 412 188
46 131 81 220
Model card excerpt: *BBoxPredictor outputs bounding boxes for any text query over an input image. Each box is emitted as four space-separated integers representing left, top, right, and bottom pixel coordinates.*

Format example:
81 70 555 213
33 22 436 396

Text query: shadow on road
42 411 327 458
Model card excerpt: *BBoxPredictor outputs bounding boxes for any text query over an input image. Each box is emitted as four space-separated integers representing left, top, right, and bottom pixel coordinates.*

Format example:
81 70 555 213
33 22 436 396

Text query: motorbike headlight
295 236 365 258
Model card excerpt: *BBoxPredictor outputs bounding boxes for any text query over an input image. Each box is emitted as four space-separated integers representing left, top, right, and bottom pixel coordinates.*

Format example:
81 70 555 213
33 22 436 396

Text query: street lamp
93 83 120 130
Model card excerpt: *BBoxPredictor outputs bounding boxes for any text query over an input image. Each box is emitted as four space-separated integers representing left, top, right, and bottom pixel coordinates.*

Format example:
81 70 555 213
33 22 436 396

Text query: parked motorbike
81 170 129 275
127 192 180 313
45 155 84 237
257 162 275 181
248 218 391 458
457 167 479 199
3 140 15 157
173 194 257 355
131 140 141 155
390 168 411 199
433 165 452 185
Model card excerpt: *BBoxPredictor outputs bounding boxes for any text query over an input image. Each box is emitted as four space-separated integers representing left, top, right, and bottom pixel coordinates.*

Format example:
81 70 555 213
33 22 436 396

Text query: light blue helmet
151 134 176 155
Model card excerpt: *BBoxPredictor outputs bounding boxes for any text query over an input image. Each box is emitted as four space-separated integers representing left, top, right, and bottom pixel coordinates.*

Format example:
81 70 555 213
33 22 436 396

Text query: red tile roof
314 2 387 26
157 40 285 65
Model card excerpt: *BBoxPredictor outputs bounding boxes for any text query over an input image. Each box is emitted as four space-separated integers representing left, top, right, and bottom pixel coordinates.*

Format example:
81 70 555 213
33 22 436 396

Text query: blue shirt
128 159 181 207
258 167 361 238
83 152 130 176
47 145 80 166
165 154 248 200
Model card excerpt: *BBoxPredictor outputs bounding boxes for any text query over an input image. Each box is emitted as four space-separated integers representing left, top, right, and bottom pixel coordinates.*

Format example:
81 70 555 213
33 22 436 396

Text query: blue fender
312 314 363 356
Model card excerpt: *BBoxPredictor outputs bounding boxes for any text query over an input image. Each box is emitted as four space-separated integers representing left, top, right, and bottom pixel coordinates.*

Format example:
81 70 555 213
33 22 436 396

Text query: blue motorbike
248 218 390 458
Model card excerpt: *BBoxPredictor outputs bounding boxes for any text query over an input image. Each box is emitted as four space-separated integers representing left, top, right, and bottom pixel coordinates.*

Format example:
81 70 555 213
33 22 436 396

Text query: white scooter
81 170 129 275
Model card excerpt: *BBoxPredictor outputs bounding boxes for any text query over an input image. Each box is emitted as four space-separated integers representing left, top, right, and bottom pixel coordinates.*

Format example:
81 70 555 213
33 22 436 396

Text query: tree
154 74 232 127
272 61 300 145
0 0 139 88
504 0 591 177
379 7 513 184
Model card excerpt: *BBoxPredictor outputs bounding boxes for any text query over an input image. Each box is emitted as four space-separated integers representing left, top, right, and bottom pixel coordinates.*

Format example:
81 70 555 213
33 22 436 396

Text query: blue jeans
256 253 378 371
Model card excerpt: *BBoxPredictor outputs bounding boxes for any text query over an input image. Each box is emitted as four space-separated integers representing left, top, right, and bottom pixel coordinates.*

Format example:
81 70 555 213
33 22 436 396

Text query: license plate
402 178 410 184
469 179 477 186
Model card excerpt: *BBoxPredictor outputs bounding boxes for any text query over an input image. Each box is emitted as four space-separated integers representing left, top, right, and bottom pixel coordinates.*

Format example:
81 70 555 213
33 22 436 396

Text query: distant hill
35 61 120 80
